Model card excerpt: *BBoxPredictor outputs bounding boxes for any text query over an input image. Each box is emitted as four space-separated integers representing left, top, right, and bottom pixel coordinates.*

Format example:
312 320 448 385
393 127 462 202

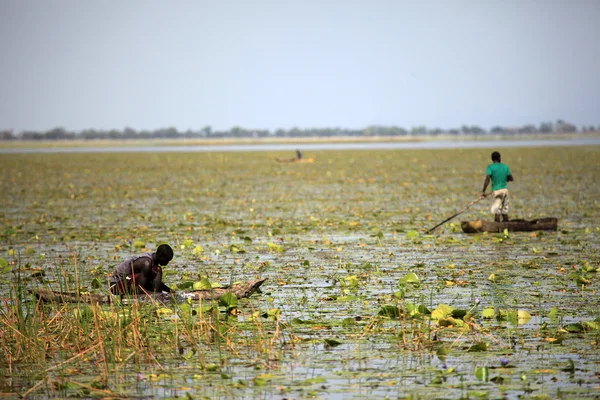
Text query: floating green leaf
508 310 532 325
563 322 584 333
230 244 245 253
548 306 559 320
344 275 359 288
567 271 591 285
156 307 173 317
475 366 489 381
192 278 212 291
324 338 342 347
438 317 465 327
261 308 280 320
267 242 285 253
182 348 195 360
378 304 400 318
436 346 450 361
405 230 420 239
431 304 454 320
562 359 575 373
303 376 327 385
517 310 532 324
468 342 489 352
336 295 359 301
192 245 204 256
219 293 238 309
181 239 194 249
451 309 468 319
582 262 597 273
179 302 192 315
178 281 194 290
0 257 10 274
193 305 213 314
400 272 420 285
291 318 311 325
585 320 600 330
482 307 495 319
204 363 220 372
430 376 443 385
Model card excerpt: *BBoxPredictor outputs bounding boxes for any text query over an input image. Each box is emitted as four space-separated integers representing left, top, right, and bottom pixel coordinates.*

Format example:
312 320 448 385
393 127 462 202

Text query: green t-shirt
486 162 512 191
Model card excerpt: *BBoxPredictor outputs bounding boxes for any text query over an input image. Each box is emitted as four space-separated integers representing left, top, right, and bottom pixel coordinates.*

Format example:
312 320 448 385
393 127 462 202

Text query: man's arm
158 282 172 293
507 174 514 182
150 265 164 292
482 175 491 196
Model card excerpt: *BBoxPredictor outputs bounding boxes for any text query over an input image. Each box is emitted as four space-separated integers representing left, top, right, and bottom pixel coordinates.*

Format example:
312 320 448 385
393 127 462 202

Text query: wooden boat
461 218 557 233
275 157 315 163
29 278 267 304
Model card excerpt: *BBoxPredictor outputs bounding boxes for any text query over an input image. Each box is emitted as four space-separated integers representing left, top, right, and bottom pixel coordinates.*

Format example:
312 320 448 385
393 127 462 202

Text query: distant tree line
0 120 595 141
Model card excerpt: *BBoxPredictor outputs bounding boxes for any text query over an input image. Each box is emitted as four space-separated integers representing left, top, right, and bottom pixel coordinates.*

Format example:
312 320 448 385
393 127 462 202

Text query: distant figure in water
109 244 173 294
481 151 514 222
296 149 302 160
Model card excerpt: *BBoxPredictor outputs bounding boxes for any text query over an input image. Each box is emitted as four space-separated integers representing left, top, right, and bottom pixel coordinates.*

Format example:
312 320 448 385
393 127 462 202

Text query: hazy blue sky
1 0 599 132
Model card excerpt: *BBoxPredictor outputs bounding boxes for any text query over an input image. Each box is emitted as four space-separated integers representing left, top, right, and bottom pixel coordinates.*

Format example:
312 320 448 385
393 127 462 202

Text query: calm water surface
1 138 600 154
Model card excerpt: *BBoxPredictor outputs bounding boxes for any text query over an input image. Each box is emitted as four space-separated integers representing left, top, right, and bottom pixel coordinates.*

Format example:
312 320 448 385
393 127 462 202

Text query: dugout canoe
460 218 558 234
29 278 267 304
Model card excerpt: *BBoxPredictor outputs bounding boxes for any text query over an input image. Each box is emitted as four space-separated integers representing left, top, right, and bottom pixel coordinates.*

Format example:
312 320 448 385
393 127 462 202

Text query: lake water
1 137 599 154
2 146 599 399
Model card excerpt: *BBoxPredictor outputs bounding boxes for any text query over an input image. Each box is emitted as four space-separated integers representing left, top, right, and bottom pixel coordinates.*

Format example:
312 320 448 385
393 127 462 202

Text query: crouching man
109 244 173 294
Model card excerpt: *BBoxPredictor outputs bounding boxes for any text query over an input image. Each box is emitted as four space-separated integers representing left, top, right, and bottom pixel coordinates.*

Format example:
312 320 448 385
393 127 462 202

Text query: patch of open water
2 138 600 154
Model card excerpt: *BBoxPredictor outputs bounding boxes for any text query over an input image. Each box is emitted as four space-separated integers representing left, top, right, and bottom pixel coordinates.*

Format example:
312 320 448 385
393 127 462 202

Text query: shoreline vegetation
0 131 598 149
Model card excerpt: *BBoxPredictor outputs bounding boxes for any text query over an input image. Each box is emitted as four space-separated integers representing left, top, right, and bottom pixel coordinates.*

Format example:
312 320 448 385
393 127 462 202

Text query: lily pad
219 293 238 310
400 272 420 285
378 304 401 318
0 258 10 274
482 307 495 319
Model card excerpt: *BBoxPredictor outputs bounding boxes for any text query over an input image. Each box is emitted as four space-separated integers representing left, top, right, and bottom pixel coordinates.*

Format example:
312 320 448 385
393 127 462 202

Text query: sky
1 0 599 133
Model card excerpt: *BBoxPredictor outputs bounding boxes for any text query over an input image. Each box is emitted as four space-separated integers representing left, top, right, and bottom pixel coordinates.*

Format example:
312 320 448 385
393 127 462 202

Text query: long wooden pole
425 194 489 234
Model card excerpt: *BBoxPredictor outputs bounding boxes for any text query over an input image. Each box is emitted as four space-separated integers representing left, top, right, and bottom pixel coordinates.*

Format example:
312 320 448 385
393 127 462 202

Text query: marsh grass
0 254 291 398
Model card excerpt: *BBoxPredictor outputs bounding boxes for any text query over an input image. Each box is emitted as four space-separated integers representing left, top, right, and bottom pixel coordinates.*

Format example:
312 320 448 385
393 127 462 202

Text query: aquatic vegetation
0 147 599 398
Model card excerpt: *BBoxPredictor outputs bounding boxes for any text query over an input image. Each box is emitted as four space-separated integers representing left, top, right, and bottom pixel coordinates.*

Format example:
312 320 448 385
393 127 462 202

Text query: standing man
482 151 514 222
109 243 174 294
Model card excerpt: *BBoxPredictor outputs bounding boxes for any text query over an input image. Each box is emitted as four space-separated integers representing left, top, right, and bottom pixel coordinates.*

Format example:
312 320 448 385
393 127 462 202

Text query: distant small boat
275 157 315 163
461 218 558 233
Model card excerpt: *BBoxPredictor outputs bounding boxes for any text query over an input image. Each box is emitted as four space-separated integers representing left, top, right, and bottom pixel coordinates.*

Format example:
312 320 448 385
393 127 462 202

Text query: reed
0 254 281 397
